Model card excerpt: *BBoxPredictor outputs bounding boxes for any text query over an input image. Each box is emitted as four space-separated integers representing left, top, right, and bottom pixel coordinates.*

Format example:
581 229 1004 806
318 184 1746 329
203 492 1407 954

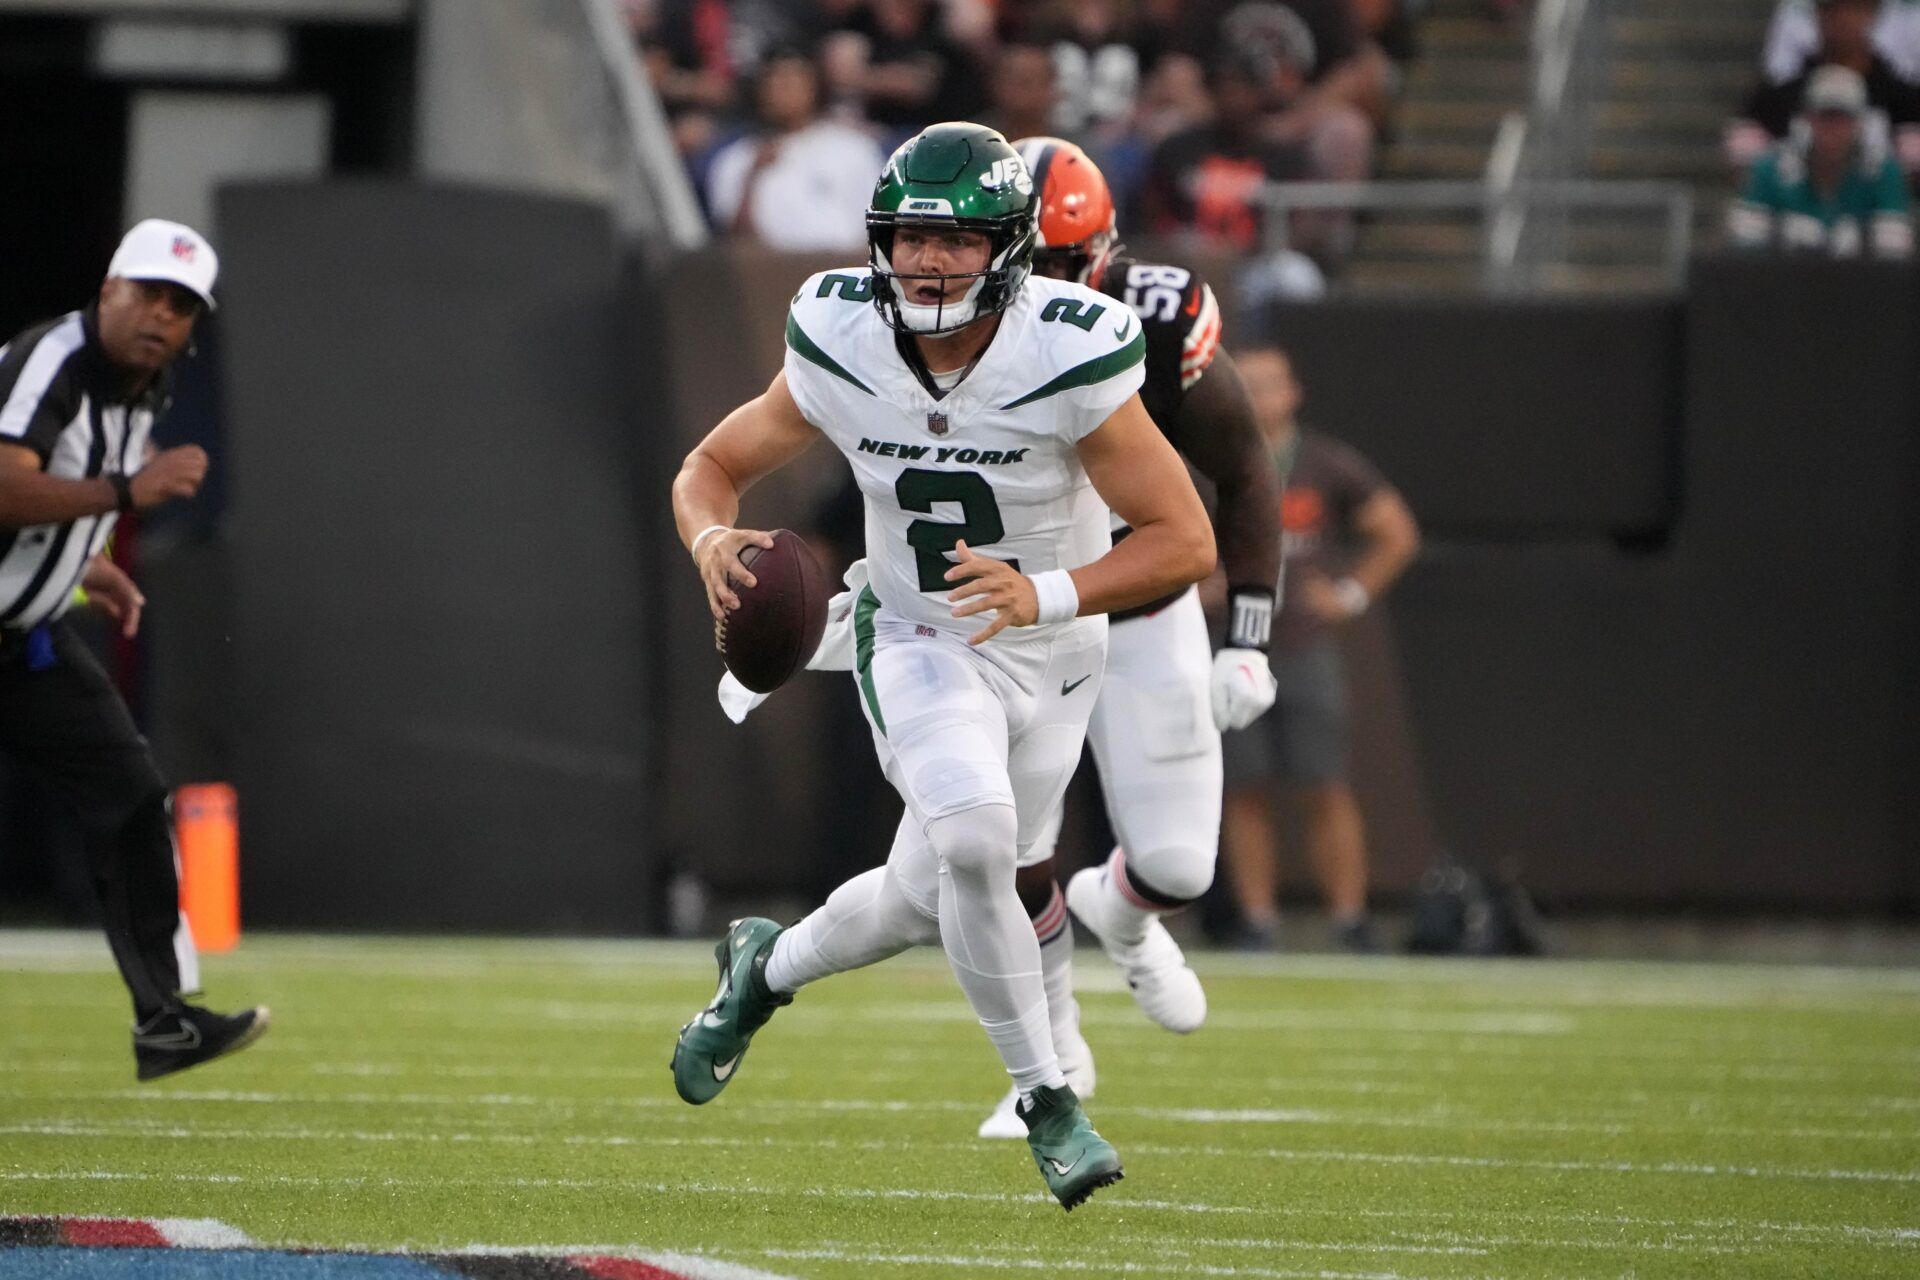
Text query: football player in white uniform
975 139 1287 1138
668 122 1215 1211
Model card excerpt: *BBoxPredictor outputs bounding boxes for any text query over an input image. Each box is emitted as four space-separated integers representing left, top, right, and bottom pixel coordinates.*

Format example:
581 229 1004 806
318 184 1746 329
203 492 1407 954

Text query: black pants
0 620 181 1019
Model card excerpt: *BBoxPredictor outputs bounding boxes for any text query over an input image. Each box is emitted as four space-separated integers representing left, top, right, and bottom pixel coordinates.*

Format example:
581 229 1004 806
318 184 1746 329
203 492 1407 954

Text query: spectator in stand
820 0 985 145
1021 2 1160 218
1029 0 1149 137
1763 0 1920 85
1730 0 1920 172
1218 1 1383 181
1728 65 1915 257
1135 53 1215 148
1218 345 1420 954
705 47 885 251
980 40 1071 150
1143 49 1312 254
632 0 811 164
1350 0 1421 98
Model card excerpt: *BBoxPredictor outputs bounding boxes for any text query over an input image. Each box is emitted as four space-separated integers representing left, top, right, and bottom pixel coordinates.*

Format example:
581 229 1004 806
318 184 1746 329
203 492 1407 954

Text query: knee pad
1124 843 1217 905
926 804 1018 882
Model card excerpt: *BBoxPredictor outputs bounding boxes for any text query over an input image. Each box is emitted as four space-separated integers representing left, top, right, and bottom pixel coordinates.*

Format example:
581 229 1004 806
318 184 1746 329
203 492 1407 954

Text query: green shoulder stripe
999 328 1146 410
785 312 874 396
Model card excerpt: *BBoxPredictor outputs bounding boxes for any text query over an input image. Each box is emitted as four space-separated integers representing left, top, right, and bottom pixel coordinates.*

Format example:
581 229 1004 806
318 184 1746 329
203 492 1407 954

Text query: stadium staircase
1351 0 1532 290
1594 0 1780 249
1350 0 1778 292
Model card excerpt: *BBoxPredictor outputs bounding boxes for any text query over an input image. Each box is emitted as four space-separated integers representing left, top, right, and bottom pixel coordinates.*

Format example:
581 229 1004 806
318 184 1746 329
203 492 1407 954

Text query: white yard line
7 1159 1912 1251
15 1053 1918 1130
4 1128 1916 1192
745 1246 1430 1279
8 1084 1911 1144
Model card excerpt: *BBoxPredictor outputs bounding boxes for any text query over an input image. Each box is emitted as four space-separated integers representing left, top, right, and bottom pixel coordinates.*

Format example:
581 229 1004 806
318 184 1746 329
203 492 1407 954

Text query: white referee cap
107 218 219 311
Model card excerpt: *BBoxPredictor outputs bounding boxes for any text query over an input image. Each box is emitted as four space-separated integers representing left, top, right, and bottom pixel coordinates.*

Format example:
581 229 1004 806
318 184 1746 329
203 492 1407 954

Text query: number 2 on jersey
896 468 1017 592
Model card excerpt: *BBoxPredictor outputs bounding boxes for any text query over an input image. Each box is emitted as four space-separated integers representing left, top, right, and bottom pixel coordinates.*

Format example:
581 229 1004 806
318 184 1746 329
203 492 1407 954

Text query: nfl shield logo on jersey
927 411 950 436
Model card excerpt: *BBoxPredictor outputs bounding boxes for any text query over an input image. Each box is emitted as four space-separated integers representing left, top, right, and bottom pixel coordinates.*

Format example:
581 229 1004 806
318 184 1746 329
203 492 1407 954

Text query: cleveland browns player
977 136 1285 1138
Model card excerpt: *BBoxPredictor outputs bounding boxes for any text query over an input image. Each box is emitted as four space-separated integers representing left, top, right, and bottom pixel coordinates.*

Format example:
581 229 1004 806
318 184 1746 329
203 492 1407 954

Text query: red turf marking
63 1218 170 1247
570 1257 690 1280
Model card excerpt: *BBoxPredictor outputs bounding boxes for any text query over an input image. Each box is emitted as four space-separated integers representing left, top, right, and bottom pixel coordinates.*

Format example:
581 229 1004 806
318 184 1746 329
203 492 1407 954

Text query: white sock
929 806 1064 1096
1032 881 1082 1058
1094 848 1157 947
765 864 938 994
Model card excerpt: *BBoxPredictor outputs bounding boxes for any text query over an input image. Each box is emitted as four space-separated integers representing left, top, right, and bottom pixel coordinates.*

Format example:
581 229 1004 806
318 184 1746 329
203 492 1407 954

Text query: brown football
719 529 832 693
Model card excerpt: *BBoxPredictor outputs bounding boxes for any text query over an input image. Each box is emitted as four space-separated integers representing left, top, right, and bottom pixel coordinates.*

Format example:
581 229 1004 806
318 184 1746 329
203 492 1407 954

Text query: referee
0 219 267 1080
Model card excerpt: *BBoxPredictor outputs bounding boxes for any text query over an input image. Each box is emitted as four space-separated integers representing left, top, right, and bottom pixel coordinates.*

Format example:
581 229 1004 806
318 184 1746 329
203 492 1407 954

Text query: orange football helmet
1014 136 1119 290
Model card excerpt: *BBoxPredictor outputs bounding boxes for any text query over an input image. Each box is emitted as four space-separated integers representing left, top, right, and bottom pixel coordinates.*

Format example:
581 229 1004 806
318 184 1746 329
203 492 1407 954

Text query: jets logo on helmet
866 122 1038 335
980 157 1034 195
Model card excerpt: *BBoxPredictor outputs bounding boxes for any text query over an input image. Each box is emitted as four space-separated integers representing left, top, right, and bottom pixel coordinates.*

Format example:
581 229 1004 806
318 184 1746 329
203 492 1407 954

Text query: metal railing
1486 0 1615 284
576 0 707 252
1255 179 1695 293
415 0 707 253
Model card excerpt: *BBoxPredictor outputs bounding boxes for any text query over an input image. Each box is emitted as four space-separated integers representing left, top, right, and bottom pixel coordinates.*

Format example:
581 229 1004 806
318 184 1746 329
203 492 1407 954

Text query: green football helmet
866 122 1038 335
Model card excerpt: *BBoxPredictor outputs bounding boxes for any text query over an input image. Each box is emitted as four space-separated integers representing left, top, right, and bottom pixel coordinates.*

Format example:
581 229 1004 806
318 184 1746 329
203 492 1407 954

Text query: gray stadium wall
217 181 658 930
206 184 1917 924
1261 260 1918 911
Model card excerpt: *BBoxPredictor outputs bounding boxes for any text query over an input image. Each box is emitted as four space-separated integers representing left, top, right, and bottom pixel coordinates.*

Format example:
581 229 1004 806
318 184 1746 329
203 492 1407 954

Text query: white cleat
1067 866 1207 1034
978 1023 1096 1140
977 1086 1026 1139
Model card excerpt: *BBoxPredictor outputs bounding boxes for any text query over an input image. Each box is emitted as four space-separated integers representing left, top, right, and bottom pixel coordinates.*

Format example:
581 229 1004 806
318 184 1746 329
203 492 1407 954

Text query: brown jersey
1095 256 1223 441
1096 256 1281 646
1274 430 1389 653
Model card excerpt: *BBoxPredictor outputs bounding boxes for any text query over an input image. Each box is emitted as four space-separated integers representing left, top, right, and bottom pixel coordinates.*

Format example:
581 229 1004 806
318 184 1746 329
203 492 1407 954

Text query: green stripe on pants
854 586 885 735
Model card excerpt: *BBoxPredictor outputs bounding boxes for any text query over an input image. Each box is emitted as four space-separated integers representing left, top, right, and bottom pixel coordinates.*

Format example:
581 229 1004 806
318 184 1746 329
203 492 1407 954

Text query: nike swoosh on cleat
711 1055 740 1081
134 1025 202 1050
1044 1155 1081 1176
1061 675 1092 696
698 1010 728 1030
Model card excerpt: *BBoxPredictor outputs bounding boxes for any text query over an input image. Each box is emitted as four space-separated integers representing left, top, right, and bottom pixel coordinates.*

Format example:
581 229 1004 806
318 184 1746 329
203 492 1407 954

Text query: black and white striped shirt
0 307 162 631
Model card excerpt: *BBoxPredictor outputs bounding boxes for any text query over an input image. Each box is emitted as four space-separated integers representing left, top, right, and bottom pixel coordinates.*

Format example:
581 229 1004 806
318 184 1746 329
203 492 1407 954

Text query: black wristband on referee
1226 587 1275 652
107 472 135 513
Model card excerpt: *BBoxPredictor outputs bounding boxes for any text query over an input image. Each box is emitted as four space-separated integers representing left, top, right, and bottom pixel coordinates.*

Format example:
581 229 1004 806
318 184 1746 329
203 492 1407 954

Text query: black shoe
1336 917 1382 955
134 1003 270 1082
1233 918 1282 953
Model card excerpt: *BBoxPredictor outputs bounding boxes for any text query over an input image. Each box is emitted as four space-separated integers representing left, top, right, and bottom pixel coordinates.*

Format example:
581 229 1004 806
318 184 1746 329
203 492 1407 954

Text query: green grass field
2 930 1917 1278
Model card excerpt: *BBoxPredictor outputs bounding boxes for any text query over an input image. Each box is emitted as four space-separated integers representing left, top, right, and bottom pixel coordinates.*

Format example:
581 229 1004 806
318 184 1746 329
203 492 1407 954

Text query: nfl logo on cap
927 411 949 436
107 218 219 311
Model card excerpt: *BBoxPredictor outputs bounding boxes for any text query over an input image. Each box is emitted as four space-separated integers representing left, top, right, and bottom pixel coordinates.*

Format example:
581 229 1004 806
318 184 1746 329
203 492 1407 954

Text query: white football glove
1209 647 1278 731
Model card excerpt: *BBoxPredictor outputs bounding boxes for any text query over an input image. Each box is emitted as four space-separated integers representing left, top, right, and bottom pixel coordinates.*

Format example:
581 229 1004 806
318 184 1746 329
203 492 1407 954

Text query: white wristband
690 524 731 561
1028 569 1080 625
1333 576 1371 617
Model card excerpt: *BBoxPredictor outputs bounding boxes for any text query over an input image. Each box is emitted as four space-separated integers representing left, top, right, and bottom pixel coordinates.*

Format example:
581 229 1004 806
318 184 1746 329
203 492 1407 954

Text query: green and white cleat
671 917 791 1105
1018 1083 1124 1210
980 1020 1096 1140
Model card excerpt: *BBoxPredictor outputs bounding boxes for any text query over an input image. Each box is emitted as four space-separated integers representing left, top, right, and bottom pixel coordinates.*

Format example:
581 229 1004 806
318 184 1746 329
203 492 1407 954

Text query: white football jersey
784 269 1145 639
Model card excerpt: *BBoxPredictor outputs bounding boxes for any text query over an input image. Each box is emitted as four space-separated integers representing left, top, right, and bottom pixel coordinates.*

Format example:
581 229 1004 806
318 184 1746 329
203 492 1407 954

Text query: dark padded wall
1262 297 1683 536
218 182 654 930
1279 263 1916 908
